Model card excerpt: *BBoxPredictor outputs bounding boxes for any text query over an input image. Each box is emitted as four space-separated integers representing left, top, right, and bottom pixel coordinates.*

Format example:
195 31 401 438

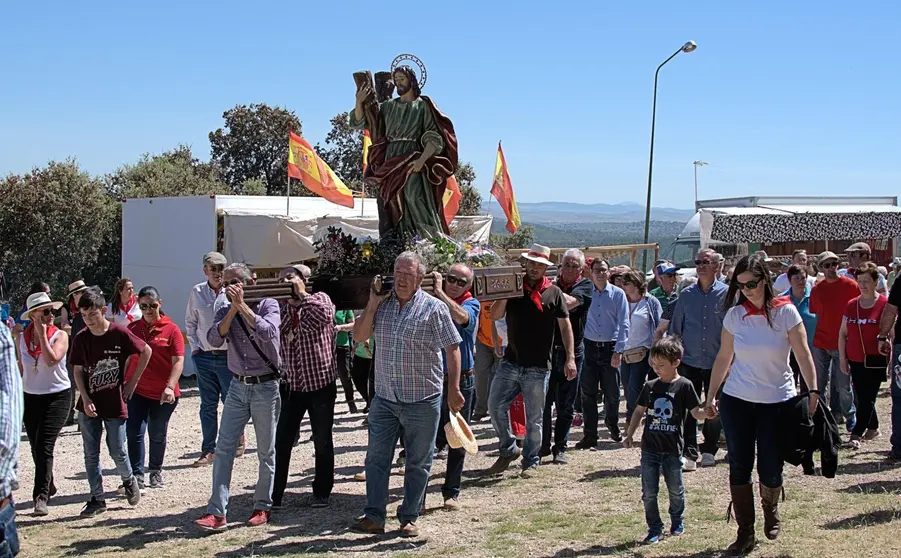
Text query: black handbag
235 315 284 378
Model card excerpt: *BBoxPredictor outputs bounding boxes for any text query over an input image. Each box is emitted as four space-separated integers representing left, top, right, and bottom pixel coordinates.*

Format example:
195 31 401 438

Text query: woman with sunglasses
619 270 662 423
838 262 887 450
124 286 184 489
108 278 142 326
706 255 818 555
17 291 71 516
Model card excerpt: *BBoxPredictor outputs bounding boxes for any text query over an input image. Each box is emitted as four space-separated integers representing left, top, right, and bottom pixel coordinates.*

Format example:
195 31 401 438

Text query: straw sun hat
444 412 479 455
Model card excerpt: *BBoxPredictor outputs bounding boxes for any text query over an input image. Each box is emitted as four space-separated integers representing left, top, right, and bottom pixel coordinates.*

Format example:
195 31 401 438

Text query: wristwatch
877 336 889 342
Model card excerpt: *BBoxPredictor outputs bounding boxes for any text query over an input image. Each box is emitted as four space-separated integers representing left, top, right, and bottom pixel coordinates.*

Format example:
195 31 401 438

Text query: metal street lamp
641 41 697 271
693 160 709 208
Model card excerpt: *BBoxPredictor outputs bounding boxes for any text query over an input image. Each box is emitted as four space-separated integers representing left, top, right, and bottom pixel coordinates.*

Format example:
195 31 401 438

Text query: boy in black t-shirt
624 336 704 544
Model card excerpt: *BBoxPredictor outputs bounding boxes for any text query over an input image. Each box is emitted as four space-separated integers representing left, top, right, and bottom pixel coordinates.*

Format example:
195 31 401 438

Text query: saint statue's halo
390 53 427 90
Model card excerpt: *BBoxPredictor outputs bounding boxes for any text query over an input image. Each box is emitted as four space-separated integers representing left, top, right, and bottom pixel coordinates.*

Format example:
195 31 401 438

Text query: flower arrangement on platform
312 226 503 276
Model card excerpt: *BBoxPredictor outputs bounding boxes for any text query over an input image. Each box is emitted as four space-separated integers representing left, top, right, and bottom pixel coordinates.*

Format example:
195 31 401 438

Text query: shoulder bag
236 315 284 378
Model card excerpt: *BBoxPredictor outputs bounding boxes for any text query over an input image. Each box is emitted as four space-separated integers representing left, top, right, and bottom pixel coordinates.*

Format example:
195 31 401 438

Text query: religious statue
351 54 458 238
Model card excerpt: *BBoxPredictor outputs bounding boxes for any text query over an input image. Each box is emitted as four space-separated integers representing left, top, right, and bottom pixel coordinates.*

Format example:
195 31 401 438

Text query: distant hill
482 201 695 224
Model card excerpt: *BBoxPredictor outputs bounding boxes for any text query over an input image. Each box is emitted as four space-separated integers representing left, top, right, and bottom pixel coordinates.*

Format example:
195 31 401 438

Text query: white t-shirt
18 330 71 395
722 303 802 404
773 273 817 294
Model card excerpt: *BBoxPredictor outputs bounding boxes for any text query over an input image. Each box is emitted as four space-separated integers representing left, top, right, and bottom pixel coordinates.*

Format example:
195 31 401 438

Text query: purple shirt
208 298 281 377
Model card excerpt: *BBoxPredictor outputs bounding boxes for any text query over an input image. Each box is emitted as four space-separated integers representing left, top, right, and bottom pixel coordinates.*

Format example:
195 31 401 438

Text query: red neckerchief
454 291 473 304
556 275 576 293
523 276 552 311
24 322 59 361
118 295 138 322
742 296 791 319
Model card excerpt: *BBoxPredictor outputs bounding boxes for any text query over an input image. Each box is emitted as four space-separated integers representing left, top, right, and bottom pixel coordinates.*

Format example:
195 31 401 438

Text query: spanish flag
362 129 371 172
490 142 521 233
288 132 354 208
442 175 462 224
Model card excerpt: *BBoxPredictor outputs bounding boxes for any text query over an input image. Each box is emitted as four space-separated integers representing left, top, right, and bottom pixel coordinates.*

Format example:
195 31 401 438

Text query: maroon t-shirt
71 322 146 419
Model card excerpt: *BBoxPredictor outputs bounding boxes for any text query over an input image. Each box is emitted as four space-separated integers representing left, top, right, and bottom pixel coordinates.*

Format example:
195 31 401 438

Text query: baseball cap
203 251 227 266
752 250 773 262
655 261 679 275
844 242 871 254
817 251 839 265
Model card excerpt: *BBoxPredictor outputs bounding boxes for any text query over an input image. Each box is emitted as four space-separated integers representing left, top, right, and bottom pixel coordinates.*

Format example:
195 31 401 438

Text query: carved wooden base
245 266 532 310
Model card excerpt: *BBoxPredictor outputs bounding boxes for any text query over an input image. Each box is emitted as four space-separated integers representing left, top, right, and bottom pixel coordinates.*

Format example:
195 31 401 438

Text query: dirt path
13 383 901 558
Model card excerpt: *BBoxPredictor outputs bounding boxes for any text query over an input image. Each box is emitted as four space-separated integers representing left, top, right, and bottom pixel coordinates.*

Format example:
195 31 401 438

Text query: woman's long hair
724 254 778 327
111 278 132 311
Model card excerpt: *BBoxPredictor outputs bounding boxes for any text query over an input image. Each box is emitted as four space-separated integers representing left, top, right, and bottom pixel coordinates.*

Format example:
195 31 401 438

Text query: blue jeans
813 347 856 423
0 499 19 557
78 414 133 498
641 451 685 535
891 345 901 457
435 374 476 500
126 395 179 481
207 379 281 517
621 354 652 423
364 393 442 525
581 340 621 441
489 360 550 468
542 345 584 455
719 393 784 488
192 351 233 454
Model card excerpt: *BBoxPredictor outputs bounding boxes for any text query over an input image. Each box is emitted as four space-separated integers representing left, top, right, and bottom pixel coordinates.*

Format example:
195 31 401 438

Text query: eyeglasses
695 259 716 266
820 261 838 269
139 303 160 311
37 308 52 316
735 279 761 290
224 278 243 286
445 275 468 287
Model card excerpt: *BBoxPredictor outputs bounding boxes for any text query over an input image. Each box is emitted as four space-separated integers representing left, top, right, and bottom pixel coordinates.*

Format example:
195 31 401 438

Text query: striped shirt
373 289 462 403
280 293 338 392
185 281 227 353
0 322 23 499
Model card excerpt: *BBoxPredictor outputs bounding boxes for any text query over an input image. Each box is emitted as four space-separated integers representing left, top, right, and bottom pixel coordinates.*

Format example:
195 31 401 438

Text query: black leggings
849 361 884 437
336 347 355 403
351 355 372 405
23 389 71 499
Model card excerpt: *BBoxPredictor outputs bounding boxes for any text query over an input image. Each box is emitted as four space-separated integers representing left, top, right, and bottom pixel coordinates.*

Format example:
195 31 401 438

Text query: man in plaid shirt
351 252 463 539
271 265 338 510
0 321 23 556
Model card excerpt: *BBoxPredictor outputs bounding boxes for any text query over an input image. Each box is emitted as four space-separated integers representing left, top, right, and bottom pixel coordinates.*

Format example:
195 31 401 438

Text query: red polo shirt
810 276 861 351
126 316 185 400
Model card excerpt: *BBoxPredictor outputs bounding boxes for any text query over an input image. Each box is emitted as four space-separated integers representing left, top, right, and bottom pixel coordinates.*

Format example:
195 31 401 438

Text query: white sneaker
700 453 716 467
682 458 697 472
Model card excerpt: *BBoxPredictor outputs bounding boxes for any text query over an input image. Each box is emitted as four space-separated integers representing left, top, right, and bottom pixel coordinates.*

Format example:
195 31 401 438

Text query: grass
14 392 901 557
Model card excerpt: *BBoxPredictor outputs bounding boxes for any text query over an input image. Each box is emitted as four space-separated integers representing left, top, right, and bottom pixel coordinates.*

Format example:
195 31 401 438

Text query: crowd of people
1 240 900 556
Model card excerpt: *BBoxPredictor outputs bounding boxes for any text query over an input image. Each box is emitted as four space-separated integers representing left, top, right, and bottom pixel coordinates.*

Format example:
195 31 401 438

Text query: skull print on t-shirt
637 376 701 455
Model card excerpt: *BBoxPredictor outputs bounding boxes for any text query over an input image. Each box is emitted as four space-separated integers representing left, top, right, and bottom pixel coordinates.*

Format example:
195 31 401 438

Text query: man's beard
396 83 411 96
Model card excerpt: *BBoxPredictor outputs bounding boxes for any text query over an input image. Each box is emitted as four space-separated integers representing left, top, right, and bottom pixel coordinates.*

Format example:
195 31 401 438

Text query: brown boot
759 483 784 540
727 484 756 556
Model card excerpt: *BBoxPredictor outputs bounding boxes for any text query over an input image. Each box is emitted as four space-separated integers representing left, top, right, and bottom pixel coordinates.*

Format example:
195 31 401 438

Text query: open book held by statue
351 54 458 239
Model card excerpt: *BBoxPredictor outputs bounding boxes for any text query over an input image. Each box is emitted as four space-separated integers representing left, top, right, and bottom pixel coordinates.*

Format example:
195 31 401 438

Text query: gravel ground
12 381 901 558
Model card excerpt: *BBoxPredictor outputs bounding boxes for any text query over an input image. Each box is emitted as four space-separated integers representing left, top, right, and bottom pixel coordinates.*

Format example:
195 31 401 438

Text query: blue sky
2 1 898 209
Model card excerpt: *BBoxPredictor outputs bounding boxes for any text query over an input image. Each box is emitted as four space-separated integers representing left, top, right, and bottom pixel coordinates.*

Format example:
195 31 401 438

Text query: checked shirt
373 289 462 403
280 292 338 392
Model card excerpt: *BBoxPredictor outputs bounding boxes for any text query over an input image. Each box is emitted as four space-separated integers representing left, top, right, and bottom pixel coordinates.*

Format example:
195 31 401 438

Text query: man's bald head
449 263 473 286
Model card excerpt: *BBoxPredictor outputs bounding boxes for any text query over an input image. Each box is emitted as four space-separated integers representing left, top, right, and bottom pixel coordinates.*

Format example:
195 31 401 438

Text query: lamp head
682 41 697 53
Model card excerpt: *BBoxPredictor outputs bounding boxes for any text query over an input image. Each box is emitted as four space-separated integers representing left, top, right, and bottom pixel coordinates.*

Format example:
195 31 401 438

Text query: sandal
842 437 862 450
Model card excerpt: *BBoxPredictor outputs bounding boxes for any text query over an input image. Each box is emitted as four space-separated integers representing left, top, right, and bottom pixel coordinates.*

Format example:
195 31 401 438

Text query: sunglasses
139 303 160 311
820 261 838 269
224 278 243 286
735 279 761 290
33 308 53 317
445 275 468 287
695 259 716 266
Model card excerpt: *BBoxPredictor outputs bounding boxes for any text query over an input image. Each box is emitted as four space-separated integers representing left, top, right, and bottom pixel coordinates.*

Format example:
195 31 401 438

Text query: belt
205 350 228 356
585 339 615 347
232 372 279 385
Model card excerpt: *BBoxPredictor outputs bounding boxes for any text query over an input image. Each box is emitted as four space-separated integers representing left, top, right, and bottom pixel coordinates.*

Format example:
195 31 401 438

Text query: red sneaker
247 509 270 527
195 514 227 531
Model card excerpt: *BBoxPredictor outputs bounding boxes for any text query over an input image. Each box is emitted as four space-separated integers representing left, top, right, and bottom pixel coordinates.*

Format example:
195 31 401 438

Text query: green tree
105 145 229 199
316 111 368 195
489 224 535 250
455 162 482 216
0 161 118 306
209 104 303 196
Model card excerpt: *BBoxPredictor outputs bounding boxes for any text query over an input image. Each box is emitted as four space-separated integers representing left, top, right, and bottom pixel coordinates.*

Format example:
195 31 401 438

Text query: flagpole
286 176 291 215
